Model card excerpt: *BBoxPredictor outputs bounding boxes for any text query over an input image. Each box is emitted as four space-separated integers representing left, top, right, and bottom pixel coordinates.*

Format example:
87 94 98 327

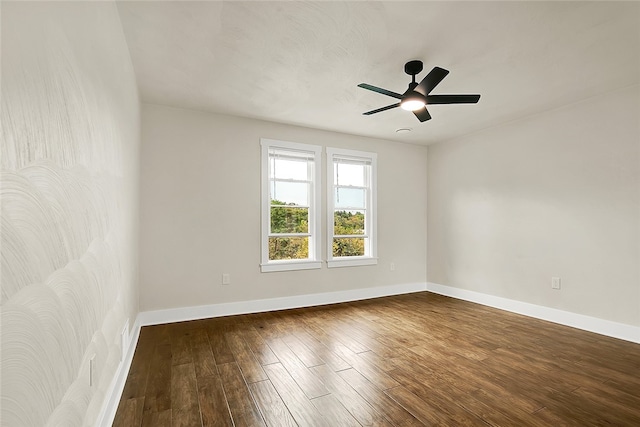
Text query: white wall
427 85 640 327
1 2 140 426
140 104 427 311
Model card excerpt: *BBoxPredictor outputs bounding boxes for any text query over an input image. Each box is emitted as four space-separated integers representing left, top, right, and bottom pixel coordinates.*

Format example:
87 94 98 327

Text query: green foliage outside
269 200 308 260
333 210 365 257
270 200 308 234
268 200 366 260
269 236 309 260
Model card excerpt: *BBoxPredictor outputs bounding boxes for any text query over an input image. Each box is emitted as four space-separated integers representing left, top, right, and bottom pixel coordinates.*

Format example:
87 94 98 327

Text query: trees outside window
261 139 321 272
327 148 377 268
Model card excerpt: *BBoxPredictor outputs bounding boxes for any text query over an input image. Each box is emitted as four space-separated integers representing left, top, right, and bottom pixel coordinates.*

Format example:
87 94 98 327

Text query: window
326 147 377 268
261 139 322 272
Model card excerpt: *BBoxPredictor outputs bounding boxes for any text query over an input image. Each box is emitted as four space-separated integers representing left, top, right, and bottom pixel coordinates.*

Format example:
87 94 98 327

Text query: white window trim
326 147 378 268
261 138 322 272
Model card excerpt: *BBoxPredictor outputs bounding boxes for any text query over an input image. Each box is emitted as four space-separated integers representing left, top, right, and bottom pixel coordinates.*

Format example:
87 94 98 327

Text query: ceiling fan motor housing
404 60 424 76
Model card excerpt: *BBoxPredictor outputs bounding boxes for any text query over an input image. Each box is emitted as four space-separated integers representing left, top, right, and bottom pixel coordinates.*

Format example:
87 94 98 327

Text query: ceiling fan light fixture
400 92 426 111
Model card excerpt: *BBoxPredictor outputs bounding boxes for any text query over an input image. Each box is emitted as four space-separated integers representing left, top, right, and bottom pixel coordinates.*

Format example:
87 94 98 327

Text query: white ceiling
116 1 640 145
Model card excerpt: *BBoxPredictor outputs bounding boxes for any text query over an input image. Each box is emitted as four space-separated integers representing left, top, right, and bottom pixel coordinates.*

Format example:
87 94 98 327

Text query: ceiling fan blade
358 83 403 100
426 94 481 104
413 107 432 122
363 103 401 115
415 67 449 96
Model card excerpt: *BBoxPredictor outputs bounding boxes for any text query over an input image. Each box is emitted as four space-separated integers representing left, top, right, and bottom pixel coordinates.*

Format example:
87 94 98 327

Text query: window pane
333 237 365 257
269 237 309 260
335 162 365 187
271 181 309 206
335 187 365 209
271 206 309 233
334 210 364 235
272 157 308 180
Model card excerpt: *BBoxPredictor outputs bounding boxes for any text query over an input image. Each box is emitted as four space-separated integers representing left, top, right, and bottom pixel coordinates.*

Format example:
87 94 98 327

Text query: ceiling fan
358 60 480 122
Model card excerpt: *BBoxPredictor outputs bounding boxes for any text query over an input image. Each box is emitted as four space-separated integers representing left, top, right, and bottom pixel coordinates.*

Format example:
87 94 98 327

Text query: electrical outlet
390 262 396 271
551 277 561 290
222 273 231 285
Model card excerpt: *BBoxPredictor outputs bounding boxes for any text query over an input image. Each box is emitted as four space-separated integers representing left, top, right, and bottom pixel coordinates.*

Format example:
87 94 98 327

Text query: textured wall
427 85 640 327
1 2 139 426
140 104 427 312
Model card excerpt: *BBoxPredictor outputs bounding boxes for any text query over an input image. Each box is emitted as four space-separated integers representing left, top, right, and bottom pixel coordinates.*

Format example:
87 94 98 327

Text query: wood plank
189 328 218 378
384 385 443 425
310 394 361 427
564 386 640 425
310 364 393 427
120 331 155 400
338 368 423 426
603 377 640 404
218 362 266 426
281 334 325 368
171 329 194 366
266 338 329 399
357 350 399 372
304 314 371 354
142 343 172 414
331 344 400 391
141 409 172 427
171 363 201 427
209 324 235 365
249 380 297 427
225 332 268 383
533 406 585 427
294 330 351 371
454 389 548 427
263 363 328 427
238 327 280 366
112 397 144 427
197 375 233 427
141 324 172 346
253 312 290 340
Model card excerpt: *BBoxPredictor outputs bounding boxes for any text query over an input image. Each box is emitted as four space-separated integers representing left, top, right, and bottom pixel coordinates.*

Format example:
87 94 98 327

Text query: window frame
261 138 322 272
326 147 378 268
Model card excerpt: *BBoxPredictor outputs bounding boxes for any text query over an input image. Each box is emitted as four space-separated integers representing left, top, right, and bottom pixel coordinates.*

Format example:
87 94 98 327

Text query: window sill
327 257 378 269
261 260 322 273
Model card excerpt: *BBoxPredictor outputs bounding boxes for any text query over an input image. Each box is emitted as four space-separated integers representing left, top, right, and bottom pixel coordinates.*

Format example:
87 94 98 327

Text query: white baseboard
97 317 142 427
138 282 427 327
426 282 640 344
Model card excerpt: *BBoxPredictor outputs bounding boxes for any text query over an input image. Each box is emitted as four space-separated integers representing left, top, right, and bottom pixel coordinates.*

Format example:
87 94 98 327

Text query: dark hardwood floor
113 292 640 426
